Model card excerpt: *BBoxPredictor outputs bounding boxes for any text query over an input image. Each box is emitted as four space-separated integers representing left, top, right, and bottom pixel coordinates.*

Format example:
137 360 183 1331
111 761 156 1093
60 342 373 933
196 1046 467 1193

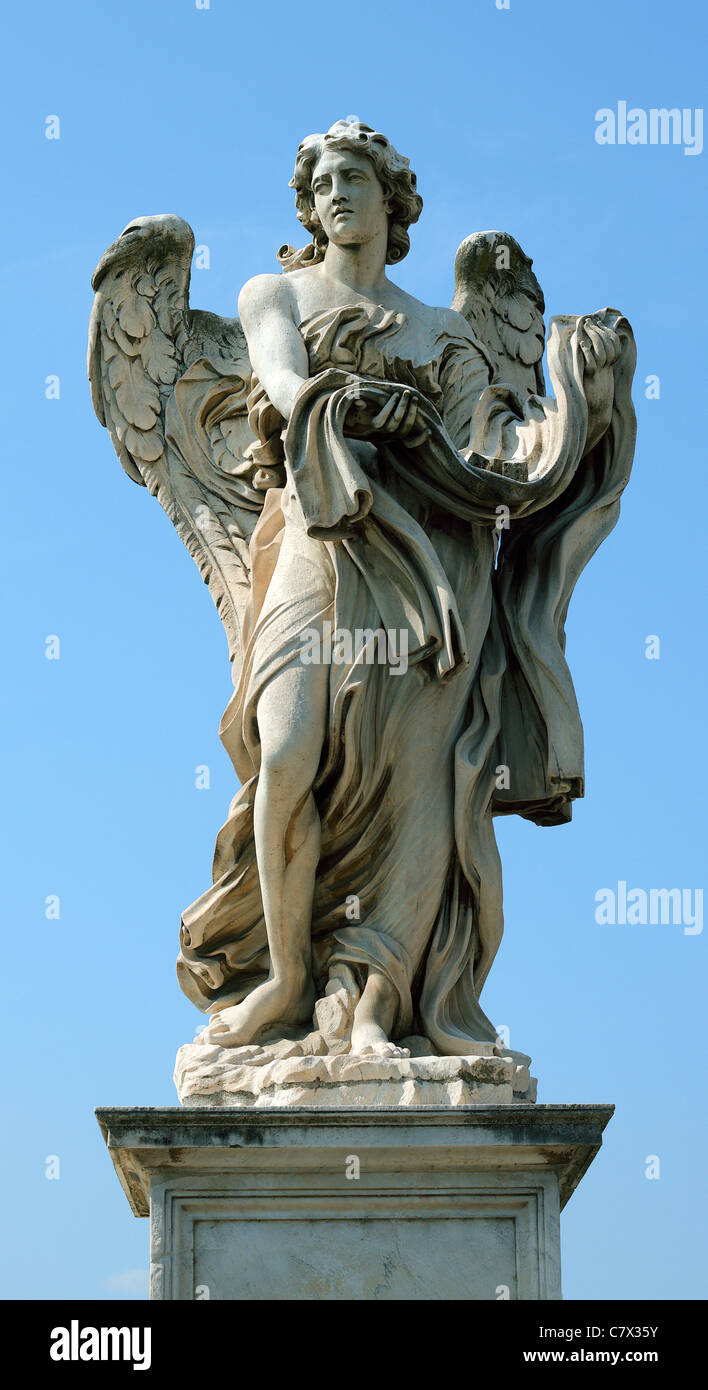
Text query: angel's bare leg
204 658 328 1047
350 970 410 1058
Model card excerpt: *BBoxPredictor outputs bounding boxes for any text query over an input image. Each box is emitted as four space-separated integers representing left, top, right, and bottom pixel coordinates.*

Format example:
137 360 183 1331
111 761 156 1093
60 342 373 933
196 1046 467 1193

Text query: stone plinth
96 1104 612 1301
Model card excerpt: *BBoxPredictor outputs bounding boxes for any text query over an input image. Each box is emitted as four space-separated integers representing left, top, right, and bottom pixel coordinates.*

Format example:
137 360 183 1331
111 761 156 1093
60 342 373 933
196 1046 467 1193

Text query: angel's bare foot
201 971 314 1049
350 1019 411 1058
350 970 410 1058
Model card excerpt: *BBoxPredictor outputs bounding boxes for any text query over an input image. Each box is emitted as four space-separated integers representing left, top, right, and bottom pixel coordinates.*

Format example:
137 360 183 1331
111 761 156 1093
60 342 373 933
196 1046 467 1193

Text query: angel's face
311 148 389 250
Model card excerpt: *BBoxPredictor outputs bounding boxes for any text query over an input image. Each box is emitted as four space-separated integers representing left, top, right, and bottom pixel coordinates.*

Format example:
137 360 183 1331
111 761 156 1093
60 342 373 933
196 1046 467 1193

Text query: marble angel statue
88 119 636 1061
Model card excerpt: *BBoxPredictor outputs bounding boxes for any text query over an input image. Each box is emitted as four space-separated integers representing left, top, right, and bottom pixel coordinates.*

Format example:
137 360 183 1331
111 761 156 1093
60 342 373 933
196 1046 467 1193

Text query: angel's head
278 120 423 272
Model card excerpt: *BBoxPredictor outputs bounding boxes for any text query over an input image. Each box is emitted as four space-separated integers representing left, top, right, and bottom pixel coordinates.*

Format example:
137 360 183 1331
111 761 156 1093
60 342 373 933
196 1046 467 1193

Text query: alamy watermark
594 881 703 935
595 103 703 156
50 1322 150 1370
300 622 409 676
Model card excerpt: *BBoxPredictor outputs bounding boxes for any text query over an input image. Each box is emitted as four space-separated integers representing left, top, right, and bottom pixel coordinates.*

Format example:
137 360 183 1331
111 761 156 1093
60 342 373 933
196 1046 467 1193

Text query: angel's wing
451 230 546 397
88 214 279 676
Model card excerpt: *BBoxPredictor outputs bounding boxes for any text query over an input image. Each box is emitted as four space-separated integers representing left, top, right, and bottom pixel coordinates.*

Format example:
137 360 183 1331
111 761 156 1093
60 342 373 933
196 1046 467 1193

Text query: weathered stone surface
174 1037 538 1108
313 987 355 1054
96 1104 615 1300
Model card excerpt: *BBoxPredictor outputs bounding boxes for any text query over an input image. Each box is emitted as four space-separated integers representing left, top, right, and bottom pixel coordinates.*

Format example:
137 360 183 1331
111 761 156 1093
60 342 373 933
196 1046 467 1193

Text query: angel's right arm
238 274 309 421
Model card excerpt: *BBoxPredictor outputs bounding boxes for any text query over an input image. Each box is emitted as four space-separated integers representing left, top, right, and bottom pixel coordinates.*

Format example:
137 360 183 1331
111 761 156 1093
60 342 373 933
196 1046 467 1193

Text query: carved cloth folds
177 302 635 1051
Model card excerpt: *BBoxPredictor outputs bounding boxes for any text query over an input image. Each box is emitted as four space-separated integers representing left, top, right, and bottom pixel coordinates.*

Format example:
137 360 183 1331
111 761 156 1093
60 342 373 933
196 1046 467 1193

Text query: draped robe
177 301 636 1052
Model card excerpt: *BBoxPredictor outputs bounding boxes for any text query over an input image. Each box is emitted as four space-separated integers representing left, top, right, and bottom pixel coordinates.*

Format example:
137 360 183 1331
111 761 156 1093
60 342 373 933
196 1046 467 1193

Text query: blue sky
1 0 705 1300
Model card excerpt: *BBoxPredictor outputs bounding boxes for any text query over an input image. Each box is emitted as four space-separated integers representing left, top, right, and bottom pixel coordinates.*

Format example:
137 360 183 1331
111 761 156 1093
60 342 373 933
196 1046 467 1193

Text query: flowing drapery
177 304 635 1050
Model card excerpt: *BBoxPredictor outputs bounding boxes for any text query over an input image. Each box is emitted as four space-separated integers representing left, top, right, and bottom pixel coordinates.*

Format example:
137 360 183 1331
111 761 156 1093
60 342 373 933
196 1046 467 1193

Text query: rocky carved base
174 1034 537 1108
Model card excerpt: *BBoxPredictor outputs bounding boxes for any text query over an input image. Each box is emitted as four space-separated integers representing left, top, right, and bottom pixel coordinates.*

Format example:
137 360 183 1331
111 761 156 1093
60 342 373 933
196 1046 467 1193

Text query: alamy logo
50 1321 151 1370
299 622 409 676
595 103 703 156
594 881 703 935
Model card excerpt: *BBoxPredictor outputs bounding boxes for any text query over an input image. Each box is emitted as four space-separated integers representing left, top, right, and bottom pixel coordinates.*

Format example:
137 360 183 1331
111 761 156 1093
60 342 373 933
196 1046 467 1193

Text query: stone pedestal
96 1104 612 1301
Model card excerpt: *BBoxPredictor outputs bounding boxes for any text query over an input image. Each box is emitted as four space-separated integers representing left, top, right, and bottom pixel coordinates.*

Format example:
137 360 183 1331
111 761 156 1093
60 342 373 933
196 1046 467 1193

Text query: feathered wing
88 214 278 675
451 229 546 396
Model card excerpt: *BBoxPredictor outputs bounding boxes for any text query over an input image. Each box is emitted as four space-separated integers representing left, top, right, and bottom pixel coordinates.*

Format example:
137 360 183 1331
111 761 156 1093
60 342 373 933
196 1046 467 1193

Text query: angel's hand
577 318 619 451
576 315 621 375
346 387 431 448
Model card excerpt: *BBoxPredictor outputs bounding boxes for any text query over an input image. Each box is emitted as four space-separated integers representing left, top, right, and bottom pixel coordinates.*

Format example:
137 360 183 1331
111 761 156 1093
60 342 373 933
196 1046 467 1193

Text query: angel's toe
207 1014 229 1036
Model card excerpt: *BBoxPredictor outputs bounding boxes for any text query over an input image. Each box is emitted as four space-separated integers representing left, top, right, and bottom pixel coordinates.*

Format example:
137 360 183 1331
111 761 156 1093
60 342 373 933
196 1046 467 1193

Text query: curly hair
277 120 423 273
